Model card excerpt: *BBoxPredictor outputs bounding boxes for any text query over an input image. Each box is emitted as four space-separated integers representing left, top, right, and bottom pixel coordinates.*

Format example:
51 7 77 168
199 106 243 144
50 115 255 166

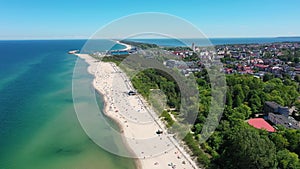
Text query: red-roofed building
248 118 276 132
243 66 252 71
294 67 300 72
224 68 233 74
254 64 269 71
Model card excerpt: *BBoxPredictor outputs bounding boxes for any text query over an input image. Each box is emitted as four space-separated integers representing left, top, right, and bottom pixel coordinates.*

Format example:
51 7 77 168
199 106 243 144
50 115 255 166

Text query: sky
1 0 300 39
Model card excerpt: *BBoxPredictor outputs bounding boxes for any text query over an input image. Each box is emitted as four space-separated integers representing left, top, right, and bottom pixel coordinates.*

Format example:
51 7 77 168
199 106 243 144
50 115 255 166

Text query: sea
0 40 136 169
1 37 300 169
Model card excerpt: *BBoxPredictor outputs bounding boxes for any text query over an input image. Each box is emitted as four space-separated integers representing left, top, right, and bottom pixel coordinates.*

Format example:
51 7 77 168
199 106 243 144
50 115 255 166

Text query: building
253 64 269 71
109 50 129 55
165 60 176 68
268 113 300 129
264 101 289 117
165 60 188 69
191 43 195 51
248 118 276 132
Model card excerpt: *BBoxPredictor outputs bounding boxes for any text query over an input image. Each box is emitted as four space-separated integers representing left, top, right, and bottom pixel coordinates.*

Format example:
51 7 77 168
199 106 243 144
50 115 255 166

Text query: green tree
220 124 277 169
192 123 203 135
160 110 174 128
295 57 300 64
229 104 252 120
183 133 210 167
284 130 300 156
277 149 300 169
269 133 289 150
249 94 262 114
226 90 233 108
234 95 243 108
207 131 223 151
295 75 300 83
263 73 274 82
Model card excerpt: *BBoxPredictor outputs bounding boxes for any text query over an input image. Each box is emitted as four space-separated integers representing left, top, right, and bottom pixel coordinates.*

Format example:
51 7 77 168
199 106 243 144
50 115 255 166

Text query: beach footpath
75 54 199 169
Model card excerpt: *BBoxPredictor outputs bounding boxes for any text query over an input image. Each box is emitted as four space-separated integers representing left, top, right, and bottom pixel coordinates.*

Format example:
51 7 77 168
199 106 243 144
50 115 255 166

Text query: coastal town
90 40 300 132
102 41 300 82
85 40 300 168
164 42 300 131
165 42 300 79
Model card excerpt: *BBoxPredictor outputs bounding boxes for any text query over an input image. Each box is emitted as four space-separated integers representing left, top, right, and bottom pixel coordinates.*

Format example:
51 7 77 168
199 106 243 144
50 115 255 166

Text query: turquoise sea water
0 40 136 169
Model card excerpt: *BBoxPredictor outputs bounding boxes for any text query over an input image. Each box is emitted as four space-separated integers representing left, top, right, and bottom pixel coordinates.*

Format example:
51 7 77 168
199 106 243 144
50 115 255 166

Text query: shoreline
96 79 143 169
116 40 132 50
75 53 141 169
74 53 199 169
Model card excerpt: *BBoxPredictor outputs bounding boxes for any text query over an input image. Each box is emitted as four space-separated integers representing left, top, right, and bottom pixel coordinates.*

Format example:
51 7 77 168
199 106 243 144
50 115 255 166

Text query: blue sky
1 0 300 39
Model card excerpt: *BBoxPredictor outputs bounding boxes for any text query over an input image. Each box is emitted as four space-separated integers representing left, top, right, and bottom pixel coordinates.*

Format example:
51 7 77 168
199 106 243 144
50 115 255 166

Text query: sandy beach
75 53 199 169
116 40 132 51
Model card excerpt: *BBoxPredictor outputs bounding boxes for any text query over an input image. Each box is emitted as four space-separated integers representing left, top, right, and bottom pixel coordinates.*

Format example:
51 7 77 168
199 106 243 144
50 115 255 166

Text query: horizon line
1 36 300 41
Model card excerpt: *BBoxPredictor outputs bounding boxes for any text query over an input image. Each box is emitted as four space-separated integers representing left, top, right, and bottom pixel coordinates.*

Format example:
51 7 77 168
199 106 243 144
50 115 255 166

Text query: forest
130 68 300 169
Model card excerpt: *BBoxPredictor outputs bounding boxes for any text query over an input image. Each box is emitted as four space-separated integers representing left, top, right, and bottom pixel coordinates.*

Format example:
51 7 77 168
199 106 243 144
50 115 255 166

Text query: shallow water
0 40 136 169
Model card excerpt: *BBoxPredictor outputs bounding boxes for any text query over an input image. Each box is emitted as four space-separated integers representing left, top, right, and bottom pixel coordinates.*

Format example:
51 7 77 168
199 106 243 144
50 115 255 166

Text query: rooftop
265 101 280 110
268 113 300 130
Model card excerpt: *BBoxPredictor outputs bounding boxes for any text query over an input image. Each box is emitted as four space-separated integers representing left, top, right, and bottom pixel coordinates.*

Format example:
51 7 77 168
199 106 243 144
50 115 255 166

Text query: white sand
75 54 199 169
116 40 132 50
